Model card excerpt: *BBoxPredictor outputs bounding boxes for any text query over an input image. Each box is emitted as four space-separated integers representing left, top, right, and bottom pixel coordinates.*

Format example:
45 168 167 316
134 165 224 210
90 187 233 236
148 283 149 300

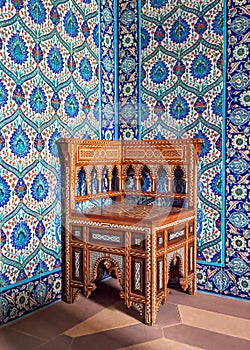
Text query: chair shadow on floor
89 277 144 323
88 256 187 325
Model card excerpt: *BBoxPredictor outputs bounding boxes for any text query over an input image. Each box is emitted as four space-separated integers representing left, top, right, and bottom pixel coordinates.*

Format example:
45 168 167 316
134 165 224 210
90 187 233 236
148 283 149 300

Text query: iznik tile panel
140 0 224 264
0 0 100 323
100 0 116 140
0 0 249 325
197 0 250 299
118 0 139 140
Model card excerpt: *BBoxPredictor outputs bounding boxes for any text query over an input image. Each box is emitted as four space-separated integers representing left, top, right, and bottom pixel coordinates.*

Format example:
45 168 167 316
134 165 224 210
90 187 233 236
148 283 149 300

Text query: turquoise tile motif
0 0 100 323
119 0 249 299
140 0 224 264
0 0 249 325
118 0 139 140
0 271 61 323
197 0 249 299
100 0 116 140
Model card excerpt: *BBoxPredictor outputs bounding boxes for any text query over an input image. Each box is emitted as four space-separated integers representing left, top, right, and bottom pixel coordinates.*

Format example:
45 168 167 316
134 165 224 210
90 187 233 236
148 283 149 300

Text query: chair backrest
58 139 203 212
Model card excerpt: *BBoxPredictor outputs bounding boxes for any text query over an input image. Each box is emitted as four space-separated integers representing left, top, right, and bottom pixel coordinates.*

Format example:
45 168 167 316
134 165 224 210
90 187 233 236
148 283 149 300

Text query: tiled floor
1 279 249 350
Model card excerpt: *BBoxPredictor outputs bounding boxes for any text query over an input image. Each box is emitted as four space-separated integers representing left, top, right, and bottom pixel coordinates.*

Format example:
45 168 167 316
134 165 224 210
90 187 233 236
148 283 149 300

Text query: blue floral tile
0 0 249 326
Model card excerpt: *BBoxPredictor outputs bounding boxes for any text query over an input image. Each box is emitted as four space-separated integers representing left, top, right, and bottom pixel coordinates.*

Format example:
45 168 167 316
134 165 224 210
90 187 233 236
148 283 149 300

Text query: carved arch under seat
91 257 123 287
58 138 203 325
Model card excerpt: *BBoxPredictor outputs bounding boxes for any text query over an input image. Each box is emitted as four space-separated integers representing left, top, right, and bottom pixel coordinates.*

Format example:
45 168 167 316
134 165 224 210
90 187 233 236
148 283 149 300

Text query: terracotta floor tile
6 290 109 340
168 289 250 319
33 335 73 350
2 285 249 350
117 338 204 350
111 323 163 344
6 300 101 340
0 328 43 350
71 332 124 350
64 303 140 337
71 324 162 350
178 304 250 340
163 324 250 350
156 302 181 326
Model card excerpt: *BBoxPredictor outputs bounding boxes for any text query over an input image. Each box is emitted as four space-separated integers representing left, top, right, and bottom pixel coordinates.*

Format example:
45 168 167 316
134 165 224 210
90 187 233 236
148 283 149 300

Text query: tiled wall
116 0 249 300
0 0 249 325
118 0 140 139
140 0 224 266
100 0 117 139
0 0 100 323
196 0 249 298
